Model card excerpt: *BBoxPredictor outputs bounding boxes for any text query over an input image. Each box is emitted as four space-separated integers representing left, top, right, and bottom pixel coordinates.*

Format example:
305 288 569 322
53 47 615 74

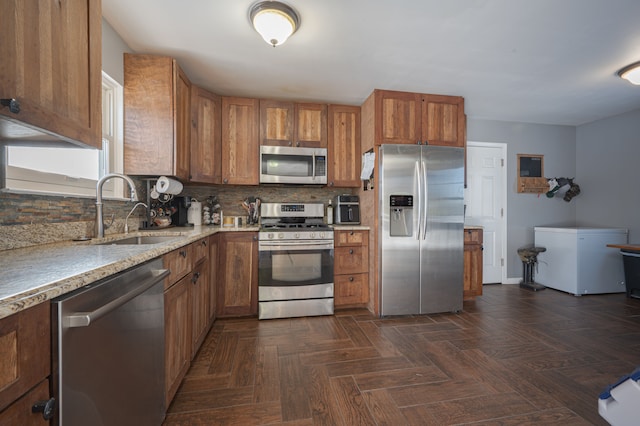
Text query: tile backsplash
0 182 355 250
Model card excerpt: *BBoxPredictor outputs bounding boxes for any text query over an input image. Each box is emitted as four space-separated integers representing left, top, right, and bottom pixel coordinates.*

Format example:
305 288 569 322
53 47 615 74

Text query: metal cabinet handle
180 250 188 258
349 276 354 282
192 271 201 283
349 249 354 255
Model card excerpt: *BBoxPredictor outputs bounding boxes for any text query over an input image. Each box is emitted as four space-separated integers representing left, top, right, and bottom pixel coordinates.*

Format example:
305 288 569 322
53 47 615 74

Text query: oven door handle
66 268 170 328
259 241 334 251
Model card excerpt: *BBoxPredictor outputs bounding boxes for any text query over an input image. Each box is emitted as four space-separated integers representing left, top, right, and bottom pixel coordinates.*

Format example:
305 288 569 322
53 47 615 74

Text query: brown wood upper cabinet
0 0 102 148
371 89 465 147
327 104 361 187
221 97 259 185
260 100 327 148
190 86 222 184
124 54 191 180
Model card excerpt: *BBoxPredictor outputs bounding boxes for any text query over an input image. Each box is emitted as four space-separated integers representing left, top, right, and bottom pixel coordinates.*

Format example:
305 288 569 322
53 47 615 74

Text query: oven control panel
260 231 332 241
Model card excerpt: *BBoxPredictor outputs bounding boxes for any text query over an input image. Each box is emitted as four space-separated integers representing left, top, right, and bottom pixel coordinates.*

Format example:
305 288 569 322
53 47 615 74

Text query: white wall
467 119 577 278
576 108 640 241
102 18 133 84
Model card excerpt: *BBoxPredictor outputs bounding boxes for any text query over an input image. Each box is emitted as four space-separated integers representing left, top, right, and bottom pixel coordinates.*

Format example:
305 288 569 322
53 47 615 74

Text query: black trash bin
621 250 640 298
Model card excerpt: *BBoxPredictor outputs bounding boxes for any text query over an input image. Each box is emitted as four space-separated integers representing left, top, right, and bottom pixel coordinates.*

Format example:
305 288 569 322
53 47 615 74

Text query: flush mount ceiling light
250 1 300 47
617 61 640 85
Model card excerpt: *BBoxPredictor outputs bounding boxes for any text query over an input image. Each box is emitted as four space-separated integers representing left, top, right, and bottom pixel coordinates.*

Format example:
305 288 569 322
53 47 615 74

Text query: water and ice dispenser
389 195 413 237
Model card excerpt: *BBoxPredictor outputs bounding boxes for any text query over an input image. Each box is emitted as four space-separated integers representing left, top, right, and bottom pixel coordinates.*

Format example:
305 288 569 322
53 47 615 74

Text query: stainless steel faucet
96 173 138 238
124 202 148 234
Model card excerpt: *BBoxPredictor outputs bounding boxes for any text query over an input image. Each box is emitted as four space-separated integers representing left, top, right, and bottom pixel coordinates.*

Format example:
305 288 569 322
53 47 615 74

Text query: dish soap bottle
327 200 333 225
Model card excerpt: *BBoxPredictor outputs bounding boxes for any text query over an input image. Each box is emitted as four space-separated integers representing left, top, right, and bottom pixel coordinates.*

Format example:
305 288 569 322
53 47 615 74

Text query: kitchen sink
96 235 182 245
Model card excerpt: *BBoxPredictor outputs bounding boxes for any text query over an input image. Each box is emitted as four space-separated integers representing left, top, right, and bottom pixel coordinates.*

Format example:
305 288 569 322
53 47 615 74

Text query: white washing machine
534 227 628 295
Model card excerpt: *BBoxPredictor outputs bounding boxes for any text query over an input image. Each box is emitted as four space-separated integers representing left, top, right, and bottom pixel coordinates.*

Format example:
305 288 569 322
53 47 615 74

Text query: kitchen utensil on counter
242 196 261 225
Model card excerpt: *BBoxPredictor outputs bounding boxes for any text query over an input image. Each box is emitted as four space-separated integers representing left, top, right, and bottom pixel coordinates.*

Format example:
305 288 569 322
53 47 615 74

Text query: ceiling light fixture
617 61 640 85
250 1 300 47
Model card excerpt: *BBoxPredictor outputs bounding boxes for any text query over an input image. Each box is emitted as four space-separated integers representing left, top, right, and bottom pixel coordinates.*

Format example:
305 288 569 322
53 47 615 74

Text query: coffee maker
171 196 192 227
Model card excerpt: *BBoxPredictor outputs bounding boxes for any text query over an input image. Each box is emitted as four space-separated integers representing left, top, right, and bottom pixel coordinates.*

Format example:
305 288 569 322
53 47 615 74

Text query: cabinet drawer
164 245 193 289
335 230 368 247
464 228 483 244
0 303 50 413
192 238 209 264
335 246 368 274
335 273 369 306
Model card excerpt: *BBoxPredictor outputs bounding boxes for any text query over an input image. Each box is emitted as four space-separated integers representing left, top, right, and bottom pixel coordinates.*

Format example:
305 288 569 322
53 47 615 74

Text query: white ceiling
102 0 640 126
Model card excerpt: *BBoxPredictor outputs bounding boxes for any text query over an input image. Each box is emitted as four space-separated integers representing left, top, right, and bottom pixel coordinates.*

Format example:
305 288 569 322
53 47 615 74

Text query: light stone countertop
0 225 258 320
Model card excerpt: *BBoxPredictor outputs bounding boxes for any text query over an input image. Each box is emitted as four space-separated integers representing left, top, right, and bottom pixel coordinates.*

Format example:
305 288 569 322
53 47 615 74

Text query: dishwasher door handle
67 268 170 328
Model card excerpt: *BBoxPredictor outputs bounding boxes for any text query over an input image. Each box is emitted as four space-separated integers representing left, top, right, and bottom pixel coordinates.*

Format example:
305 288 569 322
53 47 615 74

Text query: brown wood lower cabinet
164 269 192 408
0 302 51 424
217 232 259 317
334 230 370 308
464 228 483 300
163 237 211 407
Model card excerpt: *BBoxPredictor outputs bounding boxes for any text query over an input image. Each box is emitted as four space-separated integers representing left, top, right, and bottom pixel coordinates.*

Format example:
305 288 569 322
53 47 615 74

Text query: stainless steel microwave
260 145 327 185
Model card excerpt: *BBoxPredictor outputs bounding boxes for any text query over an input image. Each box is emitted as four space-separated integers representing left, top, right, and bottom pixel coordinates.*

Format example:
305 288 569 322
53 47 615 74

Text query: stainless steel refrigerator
379 144 465 315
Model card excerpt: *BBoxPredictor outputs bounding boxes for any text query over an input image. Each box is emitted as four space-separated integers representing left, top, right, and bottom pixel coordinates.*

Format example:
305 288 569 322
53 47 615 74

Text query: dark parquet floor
163 284 640 425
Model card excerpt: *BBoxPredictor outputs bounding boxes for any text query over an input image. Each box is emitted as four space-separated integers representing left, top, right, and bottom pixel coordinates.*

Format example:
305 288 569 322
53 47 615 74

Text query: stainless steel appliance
334 194 360 224
258 202 334 319
260 145 328 184
380 144 465 315
52 259 169 426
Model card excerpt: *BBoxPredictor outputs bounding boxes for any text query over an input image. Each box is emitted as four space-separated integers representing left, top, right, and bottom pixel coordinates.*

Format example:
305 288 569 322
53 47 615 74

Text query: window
1 71 125 198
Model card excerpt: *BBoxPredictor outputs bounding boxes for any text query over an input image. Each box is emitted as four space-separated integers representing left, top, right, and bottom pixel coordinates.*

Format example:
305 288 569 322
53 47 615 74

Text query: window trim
1 71 127 200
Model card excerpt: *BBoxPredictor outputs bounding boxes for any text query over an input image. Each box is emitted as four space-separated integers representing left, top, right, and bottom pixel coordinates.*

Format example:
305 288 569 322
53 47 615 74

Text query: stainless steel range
258 203 334 320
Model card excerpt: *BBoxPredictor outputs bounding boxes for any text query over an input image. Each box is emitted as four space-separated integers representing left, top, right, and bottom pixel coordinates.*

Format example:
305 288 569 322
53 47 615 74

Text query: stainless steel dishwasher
52 258 169 426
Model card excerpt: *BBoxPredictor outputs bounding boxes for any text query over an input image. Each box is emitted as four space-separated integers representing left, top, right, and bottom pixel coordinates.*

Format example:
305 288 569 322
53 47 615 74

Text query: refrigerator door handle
421 155 429 240
415 159 422 240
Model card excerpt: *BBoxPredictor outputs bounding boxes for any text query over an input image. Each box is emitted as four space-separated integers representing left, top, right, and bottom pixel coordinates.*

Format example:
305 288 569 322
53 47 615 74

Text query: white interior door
465 142 506 283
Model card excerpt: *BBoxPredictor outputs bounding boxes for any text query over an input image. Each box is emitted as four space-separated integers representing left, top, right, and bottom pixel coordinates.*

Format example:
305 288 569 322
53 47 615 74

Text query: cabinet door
124 54 191 180
260 99 294 146
208 234 219 324
295 103 327 148
191 259 210 355
421 95 465 148
376 90 422 145
175 67 192 180
221 97 259 185
0 302 50 413
217 232 258 317
190 86 221 183
327 105 361 187
164 274 191 407
0 0 102 148
463 229 483 300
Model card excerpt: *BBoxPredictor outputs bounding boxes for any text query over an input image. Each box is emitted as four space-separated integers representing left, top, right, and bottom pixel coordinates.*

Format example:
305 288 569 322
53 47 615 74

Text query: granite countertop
0 225 258 320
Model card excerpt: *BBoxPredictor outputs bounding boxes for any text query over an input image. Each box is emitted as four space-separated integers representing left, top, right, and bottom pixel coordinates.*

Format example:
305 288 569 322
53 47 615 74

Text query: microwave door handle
312 152 316 179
